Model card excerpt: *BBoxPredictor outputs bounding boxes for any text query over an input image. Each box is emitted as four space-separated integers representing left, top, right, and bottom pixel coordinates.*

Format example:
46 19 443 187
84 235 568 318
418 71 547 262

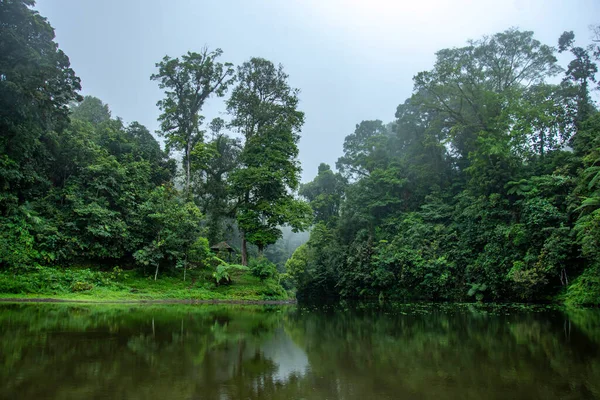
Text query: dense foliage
2 1 598 305
290 28 600 305
0 0 308 296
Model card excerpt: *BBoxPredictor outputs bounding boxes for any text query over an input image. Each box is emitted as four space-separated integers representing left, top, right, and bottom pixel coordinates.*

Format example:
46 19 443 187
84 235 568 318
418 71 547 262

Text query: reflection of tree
0 304 598 400
0 304 288 400
284 304 600 400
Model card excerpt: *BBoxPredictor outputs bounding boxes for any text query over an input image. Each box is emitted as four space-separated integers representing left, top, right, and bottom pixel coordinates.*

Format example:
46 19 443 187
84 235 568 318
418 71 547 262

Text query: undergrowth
0 264 290 301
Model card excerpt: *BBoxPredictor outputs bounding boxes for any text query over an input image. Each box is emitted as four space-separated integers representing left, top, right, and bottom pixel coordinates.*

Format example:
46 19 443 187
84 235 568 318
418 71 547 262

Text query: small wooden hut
210 241 234 261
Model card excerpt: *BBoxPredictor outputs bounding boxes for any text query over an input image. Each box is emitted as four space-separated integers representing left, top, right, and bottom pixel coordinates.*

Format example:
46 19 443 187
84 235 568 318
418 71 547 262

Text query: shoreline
0 297 297 305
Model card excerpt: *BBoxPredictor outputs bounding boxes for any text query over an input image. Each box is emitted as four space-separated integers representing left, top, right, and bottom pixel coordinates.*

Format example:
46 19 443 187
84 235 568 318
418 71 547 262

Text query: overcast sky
37 0 598 182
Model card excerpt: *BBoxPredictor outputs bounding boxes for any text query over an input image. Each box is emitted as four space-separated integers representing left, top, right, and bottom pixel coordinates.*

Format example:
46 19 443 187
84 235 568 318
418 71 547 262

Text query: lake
0 302 598 400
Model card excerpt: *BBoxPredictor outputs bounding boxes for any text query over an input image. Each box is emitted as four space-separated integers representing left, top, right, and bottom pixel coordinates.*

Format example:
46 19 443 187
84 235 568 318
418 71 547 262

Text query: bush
257 279 288 299
250 257 278 281
563 264 600 306
0 266 126 295
108 266 127 282
0 273 36 294
279 272 294 290
0 213 40 269
71 281 94 292
212 263 249 285
188 237 212 267
467 283 487 302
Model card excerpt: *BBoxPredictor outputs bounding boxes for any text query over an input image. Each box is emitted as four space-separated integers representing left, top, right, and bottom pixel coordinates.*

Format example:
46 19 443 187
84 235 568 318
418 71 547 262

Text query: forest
290 28 600 305
1 0 599 305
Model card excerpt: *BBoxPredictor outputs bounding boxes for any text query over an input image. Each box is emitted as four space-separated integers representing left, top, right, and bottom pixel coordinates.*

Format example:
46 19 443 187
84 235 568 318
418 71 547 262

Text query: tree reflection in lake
0 303 598 400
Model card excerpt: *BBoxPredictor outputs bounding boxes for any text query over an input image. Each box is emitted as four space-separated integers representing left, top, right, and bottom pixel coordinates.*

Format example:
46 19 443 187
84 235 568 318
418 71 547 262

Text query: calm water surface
0 302 598 400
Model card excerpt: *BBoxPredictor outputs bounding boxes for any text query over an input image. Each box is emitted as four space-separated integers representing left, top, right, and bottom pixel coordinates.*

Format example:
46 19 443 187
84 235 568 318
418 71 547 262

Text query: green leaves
227 58 304 140
70 96 111 126
212 263 249 285
227 58 311 255
412 28 566 182
298 28 594 303
249 257 278 281
132 186 204 279
151 47 235 194
0 0 81 213
336 120 391 179
2 2 599 306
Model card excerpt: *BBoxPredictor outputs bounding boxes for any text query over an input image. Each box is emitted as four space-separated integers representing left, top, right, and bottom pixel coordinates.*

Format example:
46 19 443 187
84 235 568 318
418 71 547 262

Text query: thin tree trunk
154 232 161 281
560 268 569 286
185 141 191 198
241 232 248 266
241 190 250 266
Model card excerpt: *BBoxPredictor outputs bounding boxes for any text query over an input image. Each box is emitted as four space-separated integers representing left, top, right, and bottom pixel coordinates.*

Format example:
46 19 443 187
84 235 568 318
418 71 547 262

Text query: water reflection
261 327 309 382
0 303 598 400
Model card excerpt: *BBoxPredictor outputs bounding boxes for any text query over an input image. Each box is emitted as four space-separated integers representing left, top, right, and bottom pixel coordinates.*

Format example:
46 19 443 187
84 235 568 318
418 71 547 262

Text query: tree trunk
241 190 250 266
241 232 248 266
183 254 188 281
154 263 159 281
185 141 191 198
560 268 569 286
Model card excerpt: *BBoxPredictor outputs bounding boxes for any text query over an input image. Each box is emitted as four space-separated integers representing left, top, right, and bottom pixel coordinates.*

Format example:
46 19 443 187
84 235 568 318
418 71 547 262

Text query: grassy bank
0 266 291 303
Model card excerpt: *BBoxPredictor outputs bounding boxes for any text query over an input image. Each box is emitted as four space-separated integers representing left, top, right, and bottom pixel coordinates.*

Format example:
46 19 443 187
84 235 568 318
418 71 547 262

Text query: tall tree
413 29 560 169
151 48 235 196
295 28 599 304
299 163 346 224
336 120 391 180
558 31 598 126
192 118 241 243
227 58 312 264
70 96 111 126
126 121 176 185
134 186 204 280
0 0 81 212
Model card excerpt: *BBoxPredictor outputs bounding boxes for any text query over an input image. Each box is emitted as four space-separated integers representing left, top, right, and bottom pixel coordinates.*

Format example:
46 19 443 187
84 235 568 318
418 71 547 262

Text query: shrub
212 263 249 285
250 257 277 281
257 280 288 299
71 281 94 292
0 266 127 295
467 283 487 302
563 264 600 306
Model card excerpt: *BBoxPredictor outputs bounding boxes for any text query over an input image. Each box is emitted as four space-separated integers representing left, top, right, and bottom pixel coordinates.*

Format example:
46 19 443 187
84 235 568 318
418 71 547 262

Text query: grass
0 266 292 303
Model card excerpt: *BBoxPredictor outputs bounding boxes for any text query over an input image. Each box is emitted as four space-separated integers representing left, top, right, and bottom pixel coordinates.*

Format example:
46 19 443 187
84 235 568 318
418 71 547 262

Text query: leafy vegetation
292 28 600 306
0 0 303 300
0 265 288 301
1 1 598 306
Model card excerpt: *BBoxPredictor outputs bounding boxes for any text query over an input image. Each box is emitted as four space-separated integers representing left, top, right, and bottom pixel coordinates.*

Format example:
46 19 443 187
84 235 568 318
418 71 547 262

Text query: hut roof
210 241 234 252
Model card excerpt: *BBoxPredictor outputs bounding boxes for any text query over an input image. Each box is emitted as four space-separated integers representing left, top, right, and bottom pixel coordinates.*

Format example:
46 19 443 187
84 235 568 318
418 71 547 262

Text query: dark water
0 303 599 400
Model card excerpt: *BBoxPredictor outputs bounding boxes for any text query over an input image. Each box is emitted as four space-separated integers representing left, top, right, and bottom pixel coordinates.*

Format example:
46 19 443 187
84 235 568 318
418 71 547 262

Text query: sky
36 0 599 182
